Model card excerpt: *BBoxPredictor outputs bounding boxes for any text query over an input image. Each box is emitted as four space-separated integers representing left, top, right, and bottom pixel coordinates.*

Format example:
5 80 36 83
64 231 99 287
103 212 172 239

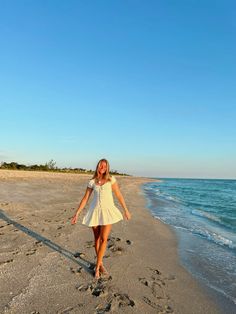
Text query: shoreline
0 170 220 313
142 179 236 313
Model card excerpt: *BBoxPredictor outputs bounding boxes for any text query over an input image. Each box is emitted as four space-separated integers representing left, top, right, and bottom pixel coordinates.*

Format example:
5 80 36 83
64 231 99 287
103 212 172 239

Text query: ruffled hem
82 206 123 227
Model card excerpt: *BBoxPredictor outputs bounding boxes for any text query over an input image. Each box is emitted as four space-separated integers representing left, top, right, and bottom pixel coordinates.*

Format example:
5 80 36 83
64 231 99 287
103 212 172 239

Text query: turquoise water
143 178 236 310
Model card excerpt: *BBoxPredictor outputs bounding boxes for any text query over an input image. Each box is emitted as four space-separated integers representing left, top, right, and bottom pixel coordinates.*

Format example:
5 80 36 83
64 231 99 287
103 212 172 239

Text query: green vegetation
0 160 130 176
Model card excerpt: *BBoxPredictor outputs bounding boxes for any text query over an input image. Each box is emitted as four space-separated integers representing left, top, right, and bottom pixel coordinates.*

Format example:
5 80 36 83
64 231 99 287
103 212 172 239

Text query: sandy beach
0 170 220 314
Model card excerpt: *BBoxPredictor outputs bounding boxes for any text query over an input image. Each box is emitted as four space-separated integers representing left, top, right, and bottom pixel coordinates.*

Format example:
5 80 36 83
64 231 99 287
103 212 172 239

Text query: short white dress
82 176 123 227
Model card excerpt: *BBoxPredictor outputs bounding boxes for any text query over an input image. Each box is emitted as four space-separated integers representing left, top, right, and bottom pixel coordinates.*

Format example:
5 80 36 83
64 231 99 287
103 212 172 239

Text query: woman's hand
124 210 131 220
71 213 79 225
71 188 92 225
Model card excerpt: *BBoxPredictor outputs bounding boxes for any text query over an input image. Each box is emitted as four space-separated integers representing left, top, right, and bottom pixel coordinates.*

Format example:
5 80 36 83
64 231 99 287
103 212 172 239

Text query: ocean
143 178 236 312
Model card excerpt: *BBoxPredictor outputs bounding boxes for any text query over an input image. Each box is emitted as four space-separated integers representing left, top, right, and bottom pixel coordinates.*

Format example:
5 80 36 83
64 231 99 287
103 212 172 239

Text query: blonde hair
92 158 111 182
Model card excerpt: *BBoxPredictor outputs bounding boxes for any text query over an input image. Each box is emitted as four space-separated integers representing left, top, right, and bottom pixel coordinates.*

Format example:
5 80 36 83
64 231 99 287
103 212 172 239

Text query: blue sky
0 1 235 178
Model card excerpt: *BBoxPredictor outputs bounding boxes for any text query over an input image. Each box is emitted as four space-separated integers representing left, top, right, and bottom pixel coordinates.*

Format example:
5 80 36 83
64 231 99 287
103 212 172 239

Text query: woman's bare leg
92 226 107 274
92 226 101 257
95 224 112 279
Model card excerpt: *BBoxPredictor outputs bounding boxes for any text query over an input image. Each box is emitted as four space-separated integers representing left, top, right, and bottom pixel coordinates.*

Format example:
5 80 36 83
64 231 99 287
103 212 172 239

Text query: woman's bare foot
99 264 109 275
94 267 100 279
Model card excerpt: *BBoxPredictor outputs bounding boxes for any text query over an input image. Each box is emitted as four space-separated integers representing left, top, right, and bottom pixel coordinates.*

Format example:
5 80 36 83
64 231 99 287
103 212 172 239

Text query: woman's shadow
0 209 95 274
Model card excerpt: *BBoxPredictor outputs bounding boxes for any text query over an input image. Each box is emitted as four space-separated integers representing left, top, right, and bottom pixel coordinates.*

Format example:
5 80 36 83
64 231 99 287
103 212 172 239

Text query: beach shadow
0 209 94 274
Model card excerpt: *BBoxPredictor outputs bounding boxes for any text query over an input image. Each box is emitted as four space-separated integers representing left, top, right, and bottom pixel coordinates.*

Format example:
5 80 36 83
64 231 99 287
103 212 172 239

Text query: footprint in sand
76 276 112 296
54 233 61 238
85 240 94 248
96 292 135 313
35 240 43 246
139 268 174 313
12 250 20 255
142 296 173 313
149 267 176 283
75 276 135 313
0 259 14 266
57 303 84 314
70 266 86 275
126 239 133 245
26 248 37 256
74 252 86 259
107 236 125 255
142 296 163 311
139 275 167 300
108 245 124 254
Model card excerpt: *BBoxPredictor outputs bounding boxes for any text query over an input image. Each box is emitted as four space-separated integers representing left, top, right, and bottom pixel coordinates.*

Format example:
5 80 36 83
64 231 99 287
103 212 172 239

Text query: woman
71 158 131 279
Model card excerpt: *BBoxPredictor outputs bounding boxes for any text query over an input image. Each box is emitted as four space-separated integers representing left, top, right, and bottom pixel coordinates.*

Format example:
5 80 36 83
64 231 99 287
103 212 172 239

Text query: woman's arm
71 187 93 224
112 182 131 220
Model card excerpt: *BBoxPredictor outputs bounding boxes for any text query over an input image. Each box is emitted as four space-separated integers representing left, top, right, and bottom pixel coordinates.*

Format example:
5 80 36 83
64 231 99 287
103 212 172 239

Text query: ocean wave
152 189 182 203
144 181 236 250
152 214 236 250
202 231 236 250
191 209 236 231
184 225 236 250
191 209 222 223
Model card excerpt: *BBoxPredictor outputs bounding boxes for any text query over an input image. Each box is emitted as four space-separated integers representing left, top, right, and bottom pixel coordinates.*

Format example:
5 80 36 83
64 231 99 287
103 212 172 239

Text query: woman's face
98 161 107 174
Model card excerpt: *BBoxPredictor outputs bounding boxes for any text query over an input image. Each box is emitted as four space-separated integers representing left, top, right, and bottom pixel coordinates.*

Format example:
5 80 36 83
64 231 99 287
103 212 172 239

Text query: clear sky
0 1 235 178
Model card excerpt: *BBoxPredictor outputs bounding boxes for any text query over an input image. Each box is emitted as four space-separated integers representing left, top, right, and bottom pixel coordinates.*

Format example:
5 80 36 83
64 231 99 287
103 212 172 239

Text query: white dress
82 176 123 227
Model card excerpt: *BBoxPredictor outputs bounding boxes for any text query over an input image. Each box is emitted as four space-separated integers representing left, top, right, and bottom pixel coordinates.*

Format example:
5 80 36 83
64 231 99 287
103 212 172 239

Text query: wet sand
0 170 220 313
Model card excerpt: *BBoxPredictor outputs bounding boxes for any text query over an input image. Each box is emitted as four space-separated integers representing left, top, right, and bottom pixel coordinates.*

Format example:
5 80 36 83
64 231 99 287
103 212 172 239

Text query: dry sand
0 170 220 314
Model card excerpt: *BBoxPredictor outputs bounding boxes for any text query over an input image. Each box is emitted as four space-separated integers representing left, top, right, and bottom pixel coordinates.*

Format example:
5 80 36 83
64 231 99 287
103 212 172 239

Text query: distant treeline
0 160 129 176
